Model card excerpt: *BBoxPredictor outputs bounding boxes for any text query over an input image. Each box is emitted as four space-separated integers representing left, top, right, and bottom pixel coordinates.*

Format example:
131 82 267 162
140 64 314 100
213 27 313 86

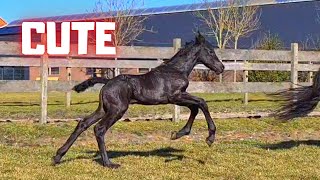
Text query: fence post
66 57 72 108
173 38 181 122
233 60 237 82
243 60 248 105
308 61 313 85
40 33 48 124
115 58 120 76
291 43 298 89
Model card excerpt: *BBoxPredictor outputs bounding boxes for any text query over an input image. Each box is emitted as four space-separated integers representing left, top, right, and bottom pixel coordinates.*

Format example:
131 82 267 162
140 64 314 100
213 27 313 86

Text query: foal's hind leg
53 109 104 164
172 92 216 146
171 105 198 140
94 105 128 168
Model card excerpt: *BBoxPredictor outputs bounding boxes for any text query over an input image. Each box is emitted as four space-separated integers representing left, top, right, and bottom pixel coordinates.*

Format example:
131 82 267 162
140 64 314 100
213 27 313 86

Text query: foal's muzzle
215 64 225 74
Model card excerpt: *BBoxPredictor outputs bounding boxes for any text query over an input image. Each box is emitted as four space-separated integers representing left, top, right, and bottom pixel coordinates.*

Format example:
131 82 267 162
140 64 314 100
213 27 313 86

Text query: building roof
0 0 317 38
0 0 319 48
5 0 315 27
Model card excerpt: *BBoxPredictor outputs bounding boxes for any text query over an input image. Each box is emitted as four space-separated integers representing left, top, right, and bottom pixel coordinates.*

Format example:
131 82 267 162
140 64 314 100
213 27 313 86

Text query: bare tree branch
92 0 152 46
88 0 154 78
195 0 234 49
229 0 261 49
195 0 260 49
302 34 320 51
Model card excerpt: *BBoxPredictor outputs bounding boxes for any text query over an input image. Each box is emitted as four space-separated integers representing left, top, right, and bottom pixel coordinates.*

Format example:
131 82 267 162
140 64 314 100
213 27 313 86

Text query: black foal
53 33 225 168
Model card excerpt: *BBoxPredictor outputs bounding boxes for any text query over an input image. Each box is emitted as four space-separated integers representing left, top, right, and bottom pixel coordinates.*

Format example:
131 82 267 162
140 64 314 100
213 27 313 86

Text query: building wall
1 1 319 49
29 67 141 81
29 67 92 81
136 1 320 49
1 1 319 81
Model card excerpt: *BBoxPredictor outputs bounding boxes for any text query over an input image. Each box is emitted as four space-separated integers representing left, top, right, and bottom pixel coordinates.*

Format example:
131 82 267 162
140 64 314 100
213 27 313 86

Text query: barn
0 0 319 80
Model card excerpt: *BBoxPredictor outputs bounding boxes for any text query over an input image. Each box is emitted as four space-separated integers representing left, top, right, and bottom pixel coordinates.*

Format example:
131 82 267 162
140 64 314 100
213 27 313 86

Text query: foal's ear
195 31 205 44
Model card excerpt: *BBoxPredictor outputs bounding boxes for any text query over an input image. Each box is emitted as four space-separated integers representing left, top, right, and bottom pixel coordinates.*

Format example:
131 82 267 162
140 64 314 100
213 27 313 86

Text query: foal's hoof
205 136 215 147
52 155 62 165
104 163 121 169
171 131 178 140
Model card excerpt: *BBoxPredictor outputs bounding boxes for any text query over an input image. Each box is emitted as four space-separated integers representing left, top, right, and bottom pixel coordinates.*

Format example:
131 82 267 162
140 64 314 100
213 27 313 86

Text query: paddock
1 116 320 179
1 0 320 178
0 38 320 178
0 39 319 122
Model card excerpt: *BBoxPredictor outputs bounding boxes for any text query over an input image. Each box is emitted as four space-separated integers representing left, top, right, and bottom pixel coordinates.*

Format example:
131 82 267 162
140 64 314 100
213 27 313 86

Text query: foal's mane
163 39 218 65
163 41 195 64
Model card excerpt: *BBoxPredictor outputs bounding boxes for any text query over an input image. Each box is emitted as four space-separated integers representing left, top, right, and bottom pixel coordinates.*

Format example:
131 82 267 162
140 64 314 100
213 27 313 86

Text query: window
0 67 29 80
86 68 95 75
49 67 60 75
14 67 25 80
16 67 29 80
138 68 150 74
3 67 14 80
0 67 3 80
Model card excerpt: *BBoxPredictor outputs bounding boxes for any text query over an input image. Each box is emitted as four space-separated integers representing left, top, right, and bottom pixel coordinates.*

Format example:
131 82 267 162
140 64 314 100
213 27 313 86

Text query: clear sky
0 0 199 23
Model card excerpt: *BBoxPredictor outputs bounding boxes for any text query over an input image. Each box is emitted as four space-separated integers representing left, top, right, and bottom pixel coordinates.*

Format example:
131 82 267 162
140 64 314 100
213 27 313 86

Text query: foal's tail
273 69 320 120
72 77 110 93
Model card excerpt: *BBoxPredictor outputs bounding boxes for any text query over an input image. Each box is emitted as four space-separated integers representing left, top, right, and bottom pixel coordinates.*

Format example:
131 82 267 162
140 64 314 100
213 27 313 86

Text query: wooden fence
0 39 319 123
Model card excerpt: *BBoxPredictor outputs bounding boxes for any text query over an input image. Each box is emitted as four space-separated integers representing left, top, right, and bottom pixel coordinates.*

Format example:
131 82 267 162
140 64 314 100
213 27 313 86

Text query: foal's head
194 33 225 74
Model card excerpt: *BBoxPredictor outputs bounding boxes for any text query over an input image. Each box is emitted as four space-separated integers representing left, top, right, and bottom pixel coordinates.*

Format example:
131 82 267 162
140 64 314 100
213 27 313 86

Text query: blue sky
1 0 199 23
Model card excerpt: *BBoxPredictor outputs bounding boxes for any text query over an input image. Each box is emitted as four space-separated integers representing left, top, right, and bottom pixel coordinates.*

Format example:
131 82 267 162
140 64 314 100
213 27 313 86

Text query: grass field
0 118 320 179
0 92 283 119
1 92 319 179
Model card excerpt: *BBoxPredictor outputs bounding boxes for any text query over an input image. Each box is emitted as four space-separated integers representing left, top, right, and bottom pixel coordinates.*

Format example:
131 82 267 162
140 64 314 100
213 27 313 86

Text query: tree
90 0 151 78
195 0 233 49
249 32 290 82
314 3 320 50
195 0 260 49
229 0 260 49
195 0 260 83
301 3 320 51
92 0 150 46
302 35 320 51
253 32 284 50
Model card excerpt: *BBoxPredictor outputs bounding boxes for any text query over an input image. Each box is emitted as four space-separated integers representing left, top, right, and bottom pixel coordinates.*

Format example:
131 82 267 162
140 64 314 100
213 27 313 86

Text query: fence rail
0 80 311 93
0 39 319 123
1 57 320 71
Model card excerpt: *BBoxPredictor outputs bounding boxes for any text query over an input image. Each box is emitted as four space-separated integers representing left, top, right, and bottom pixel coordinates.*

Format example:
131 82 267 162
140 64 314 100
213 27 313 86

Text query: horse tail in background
273 68 320 120
73 77 110 93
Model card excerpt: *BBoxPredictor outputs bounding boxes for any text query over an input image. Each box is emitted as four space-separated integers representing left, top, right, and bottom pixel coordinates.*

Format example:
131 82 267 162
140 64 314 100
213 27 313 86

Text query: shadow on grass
0 101 99 107
0 98 283 107
206 98 284 103
261 140 320 150
60 147 205 165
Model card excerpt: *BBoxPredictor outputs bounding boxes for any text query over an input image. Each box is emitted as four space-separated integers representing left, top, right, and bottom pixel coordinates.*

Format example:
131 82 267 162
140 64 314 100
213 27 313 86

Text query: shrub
249 32 290 82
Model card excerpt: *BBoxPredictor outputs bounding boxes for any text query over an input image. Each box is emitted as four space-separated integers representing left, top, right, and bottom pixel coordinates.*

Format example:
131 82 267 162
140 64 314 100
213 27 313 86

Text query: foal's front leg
171 105 199 140
53 110 104 164
172 92 216 146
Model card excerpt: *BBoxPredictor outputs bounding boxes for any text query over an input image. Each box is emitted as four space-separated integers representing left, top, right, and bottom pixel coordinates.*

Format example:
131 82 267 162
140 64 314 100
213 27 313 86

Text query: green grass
0 92 282 119
0 118 320 179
